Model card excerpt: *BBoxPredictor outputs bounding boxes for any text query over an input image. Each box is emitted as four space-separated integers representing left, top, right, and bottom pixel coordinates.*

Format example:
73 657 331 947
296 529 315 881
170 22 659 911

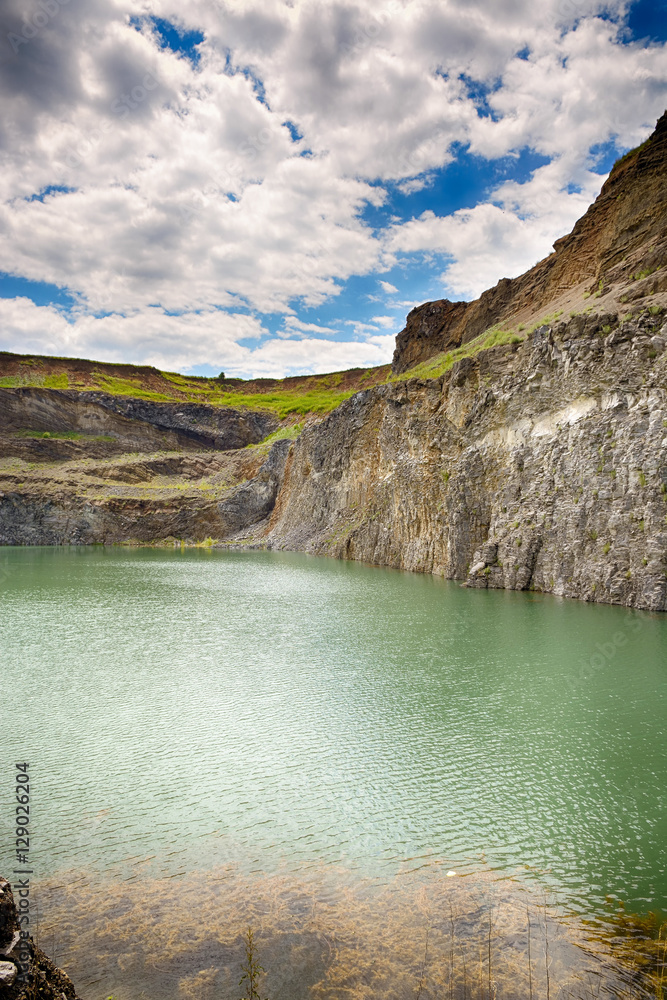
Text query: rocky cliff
266 310 667 611
0 386 277 459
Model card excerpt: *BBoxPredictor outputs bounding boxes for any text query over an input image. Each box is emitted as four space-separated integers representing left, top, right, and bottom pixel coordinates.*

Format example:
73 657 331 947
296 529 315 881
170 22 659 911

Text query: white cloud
385 157 605 299
0 297 394 377
396 175 433 195
0 0 665 372
283 316 338 335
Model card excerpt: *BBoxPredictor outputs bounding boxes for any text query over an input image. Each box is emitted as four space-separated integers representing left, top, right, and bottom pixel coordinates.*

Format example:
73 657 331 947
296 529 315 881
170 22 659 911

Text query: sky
0 0 666 378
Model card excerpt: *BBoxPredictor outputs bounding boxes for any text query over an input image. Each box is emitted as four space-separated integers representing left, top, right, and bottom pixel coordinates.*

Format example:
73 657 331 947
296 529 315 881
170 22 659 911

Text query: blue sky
0 0 666 377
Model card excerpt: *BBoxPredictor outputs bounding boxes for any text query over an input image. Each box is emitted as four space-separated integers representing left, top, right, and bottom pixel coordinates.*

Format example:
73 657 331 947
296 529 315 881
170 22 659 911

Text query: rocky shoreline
0 878 81 1000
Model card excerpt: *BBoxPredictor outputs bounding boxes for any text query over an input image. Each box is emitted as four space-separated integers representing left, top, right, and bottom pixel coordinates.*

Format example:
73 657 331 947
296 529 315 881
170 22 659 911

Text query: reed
239 927 268 1000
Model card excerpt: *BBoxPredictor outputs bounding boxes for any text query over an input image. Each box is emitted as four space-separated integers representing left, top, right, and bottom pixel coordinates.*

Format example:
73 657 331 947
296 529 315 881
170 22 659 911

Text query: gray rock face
0 441 290 546
266 312 667 611
0 388 277 458
217 439 292 537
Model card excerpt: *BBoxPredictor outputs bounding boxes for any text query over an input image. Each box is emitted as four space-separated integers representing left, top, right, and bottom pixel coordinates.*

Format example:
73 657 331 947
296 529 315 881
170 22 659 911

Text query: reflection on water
36 865 654 1000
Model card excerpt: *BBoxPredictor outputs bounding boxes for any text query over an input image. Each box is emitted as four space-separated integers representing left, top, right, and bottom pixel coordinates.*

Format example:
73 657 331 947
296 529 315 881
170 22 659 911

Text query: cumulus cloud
0 0 665 374
0 298 393 375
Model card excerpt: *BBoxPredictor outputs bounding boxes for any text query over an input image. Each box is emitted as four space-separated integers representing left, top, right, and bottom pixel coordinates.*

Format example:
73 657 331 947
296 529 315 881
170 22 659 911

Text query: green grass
630 266 659 281
391 325 517 381
0 372 69 389
92 374 174 401
16 429 115 441
213 388 357 418
251 423 304 453
45 373 69 388
161 371 198 388
391 312 564 383
0 364 362 418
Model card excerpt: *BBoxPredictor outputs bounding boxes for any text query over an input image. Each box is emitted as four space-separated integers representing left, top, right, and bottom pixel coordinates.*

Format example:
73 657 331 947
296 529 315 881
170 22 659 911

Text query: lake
0 546 665 999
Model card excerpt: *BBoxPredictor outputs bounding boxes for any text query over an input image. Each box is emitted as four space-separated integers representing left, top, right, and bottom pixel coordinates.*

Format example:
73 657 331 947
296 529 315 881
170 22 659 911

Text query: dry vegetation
35 865 664 1000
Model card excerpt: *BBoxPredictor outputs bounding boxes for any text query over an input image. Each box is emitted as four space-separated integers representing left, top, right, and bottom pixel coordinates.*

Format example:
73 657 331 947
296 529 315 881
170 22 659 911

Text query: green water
0 546 664 914
0 546 666 999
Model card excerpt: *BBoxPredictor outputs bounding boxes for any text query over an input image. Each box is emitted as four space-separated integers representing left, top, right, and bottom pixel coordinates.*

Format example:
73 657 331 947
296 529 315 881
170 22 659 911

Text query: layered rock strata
0 387 277 459
266 310 667 611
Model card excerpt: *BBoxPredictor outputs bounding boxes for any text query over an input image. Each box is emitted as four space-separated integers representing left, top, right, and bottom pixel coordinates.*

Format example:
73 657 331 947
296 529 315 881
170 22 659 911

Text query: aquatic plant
239 927 268 1000
34 865 661 1000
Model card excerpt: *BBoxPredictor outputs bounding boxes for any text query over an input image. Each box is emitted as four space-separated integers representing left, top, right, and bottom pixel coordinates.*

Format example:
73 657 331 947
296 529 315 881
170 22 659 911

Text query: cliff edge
393 110 667 373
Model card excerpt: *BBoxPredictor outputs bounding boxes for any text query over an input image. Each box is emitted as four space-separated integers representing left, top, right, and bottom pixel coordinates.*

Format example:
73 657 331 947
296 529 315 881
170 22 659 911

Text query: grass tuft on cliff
391 311 564 383
214 388 357 418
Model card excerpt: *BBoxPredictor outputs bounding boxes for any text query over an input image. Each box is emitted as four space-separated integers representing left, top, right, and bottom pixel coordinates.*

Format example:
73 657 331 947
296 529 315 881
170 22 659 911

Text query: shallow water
0 546 665 997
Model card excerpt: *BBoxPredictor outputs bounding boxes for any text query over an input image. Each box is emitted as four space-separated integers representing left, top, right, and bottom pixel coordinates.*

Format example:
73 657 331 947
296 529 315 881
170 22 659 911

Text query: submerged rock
0 878 81 1000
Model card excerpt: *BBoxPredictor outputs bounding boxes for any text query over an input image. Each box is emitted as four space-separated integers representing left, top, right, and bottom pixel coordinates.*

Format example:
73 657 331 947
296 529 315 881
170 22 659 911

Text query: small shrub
239 927 268 1000
603 542 611 555
638 470 647 487
631 266 657 281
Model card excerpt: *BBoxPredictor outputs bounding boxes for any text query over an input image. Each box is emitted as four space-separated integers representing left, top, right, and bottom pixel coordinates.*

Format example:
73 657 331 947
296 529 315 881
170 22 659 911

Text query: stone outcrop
4 308 665 611
265 310 667 611
0 387 277 459
393 110 667 373
0 440 290 546
0 878 81 999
